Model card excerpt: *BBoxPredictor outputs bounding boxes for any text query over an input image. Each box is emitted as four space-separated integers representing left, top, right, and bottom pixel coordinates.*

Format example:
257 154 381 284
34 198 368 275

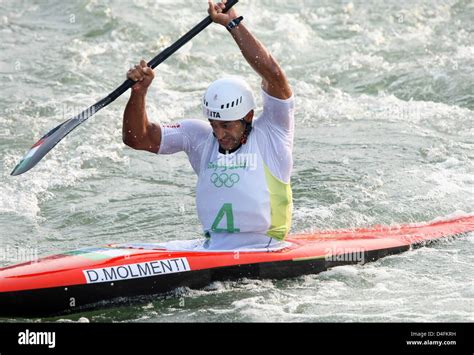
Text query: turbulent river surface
0 0 472 322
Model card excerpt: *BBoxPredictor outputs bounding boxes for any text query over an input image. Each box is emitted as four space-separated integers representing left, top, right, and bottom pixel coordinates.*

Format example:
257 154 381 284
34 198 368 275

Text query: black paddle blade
10 106 97 176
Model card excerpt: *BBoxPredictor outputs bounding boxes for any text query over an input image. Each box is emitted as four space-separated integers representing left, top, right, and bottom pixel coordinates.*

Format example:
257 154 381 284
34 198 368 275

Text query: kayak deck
0 214 473 317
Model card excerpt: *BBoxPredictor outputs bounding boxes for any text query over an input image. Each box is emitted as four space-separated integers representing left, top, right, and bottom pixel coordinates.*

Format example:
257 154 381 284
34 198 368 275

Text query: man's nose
213 127 225 140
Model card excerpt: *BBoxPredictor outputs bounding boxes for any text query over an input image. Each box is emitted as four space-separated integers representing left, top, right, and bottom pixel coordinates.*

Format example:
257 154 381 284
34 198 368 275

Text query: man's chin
219 145 232 151
218 141 235 151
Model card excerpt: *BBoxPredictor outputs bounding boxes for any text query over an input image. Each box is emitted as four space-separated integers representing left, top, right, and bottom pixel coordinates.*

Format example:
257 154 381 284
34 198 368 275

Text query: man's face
209 119 246 151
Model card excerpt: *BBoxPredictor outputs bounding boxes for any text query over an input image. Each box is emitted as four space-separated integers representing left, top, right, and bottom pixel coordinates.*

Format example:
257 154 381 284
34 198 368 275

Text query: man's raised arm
208 0 292 100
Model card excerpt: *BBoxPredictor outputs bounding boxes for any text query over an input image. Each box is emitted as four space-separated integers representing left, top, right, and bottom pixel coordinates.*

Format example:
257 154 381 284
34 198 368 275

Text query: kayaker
123 0 295 250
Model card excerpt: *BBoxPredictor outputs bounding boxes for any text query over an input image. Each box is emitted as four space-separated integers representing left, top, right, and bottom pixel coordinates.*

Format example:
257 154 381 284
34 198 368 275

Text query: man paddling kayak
123 0 295 250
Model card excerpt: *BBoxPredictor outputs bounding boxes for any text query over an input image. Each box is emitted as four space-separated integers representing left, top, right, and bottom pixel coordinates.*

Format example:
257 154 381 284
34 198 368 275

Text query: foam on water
0 0 472 322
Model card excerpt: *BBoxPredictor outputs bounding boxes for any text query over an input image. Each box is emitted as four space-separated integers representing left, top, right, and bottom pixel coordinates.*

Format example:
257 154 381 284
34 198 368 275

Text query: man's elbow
266 55 285 79
122 134 139 149
122 123 160 153
263 58 292 98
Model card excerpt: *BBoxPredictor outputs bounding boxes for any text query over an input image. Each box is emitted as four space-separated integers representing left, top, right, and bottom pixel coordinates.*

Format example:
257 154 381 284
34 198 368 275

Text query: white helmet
202 77 256 121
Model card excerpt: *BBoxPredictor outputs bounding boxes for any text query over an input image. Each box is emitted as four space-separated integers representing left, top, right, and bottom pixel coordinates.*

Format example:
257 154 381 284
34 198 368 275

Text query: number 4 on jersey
211 203 240 233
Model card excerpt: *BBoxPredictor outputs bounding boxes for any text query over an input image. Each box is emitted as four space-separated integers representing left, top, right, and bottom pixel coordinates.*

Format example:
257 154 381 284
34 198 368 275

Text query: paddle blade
10 107 96 176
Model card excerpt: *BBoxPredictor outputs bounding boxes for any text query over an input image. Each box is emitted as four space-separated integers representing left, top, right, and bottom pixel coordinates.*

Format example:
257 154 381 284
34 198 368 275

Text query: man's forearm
123 92 149 147
122 59 160 153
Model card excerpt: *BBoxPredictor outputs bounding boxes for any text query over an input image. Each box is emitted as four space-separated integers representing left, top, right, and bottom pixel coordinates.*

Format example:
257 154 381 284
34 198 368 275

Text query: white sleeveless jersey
158 90 295 249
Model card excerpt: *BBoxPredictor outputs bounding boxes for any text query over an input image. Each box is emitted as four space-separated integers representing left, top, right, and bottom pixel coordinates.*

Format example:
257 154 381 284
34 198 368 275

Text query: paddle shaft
88 10 233 122
109 4 237 104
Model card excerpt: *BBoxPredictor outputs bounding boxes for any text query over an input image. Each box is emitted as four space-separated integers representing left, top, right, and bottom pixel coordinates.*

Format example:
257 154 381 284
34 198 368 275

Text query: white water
0 0 473 322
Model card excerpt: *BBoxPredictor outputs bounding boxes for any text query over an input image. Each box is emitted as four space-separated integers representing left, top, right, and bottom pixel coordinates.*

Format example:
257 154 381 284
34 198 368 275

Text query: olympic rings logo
210 173 240 188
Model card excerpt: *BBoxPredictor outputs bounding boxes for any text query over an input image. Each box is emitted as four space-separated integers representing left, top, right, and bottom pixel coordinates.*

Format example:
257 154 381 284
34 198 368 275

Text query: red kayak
1 214 473 317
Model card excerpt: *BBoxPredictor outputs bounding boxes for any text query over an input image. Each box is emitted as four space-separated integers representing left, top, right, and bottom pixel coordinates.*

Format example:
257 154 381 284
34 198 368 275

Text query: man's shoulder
163 118 210 129
161 119 211 136
254 89 295 133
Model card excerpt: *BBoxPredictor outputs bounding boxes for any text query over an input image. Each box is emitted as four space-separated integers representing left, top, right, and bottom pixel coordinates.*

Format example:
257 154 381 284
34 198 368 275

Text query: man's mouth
219 139 232 145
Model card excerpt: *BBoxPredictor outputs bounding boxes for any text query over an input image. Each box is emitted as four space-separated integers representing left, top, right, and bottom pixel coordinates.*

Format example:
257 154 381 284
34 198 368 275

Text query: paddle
10 0 238 176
